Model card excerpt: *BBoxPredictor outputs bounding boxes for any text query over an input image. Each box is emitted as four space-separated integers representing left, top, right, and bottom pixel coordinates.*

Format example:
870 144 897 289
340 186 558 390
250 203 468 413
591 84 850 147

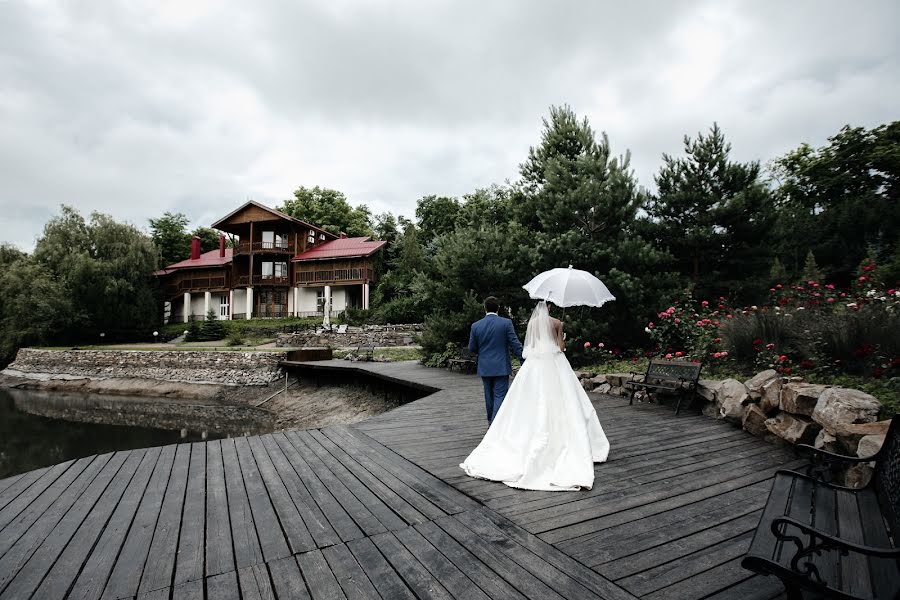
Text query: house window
274 262 288 278
274 233 287 249
262 261 274 278
262 231 274 249
220 295 230 317
316 289 326 313
307 234 315 245
319 233 326 240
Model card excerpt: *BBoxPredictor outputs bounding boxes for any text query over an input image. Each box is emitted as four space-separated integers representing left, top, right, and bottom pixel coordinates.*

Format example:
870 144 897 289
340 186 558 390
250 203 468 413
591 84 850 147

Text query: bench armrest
793 444 877 488
772 516 900 559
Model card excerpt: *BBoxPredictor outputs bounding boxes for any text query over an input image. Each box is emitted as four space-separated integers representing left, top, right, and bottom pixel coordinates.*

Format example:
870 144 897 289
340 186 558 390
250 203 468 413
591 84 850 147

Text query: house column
362 282 370 310
229 289 234 320
204 291 211 319
183 292 191 323
293 287 299 317
324 285 332 326
247 287 253 320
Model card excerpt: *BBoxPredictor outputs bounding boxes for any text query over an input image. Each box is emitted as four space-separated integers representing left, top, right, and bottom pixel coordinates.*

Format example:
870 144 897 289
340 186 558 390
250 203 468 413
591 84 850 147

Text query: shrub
198 309 226 341
225 331 245 347
424 342 460 368
184 315 202 342
340 307 372 326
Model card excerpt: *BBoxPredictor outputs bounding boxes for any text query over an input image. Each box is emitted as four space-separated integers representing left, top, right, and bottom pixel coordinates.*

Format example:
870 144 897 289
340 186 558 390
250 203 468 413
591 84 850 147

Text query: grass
580 358 899 417
162 317 322 337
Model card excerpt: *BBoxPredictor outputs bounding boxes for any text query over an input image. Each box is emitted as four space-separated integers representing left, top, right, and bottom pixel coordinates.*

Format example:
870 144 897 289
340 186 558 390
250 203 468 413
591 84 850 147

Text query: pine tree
770 256 789 284
800 250 824 284
199 309 226 341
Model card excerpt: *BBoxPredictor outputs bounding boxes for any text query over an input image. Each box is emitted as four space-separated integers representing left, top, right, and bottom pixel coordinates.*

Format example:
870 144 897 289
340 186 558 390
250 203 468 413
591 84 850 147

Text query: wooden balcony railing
235 275 291 286
164 276 227 297
296 268 374 284
234 241 292 255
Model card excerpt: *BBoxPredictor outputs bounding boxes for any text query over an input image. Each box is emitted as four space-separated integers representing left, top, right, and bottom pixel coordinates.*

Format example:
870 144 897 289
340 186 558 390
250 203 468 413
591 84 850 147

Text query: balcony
235 275 291 286
234 241 292 255
296 268 374 285
164 275 227 298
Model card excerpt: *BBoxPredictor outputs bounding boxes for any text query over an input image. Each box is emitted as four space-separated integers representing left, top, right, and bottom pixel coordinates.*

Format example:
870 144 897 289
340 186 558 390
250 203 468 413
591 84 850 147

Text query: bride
460 301 610 491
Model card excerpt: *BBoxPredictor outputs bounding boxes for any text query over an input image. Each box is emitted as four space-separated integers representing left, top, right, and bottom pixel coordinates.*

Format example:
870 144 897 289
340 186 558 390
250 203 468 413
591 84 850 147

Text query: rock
595 383 611 394
605 373 630 387
744 369 779 401
814 430 841 453
833 420 892 454
632 390 649 403
742 404 770 437
577 371 592 380
842 463 875 489
581 379 595 392
715 379 749 423
701 402 719 418
780 383 829 416
759 377 783 415
696 379 718 402
812 388 882 433
857 434 885 458
765 413 821 445
589 375 606 386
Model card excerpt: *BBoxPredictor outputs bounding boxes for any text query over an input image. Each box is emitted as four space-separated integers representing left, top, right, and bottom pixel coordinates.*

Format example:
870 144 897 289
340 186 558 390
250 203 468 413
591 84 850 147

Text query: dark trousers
482 375 510 425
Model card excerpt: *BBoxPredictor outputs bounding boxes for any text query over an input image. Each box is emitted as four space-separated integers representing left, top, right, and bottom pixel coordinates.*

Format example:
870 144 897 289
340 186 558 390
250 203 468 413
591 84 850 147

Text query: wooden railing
234 241 292 255
235 275 291 286
164 275 227 297
296 268 374 284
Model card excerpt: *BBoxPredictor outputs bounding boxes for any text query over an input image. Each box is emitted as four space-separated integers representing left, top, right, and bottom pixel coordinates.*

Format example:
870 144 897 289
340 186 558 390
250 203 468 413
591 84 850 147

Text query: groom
469 296 524 425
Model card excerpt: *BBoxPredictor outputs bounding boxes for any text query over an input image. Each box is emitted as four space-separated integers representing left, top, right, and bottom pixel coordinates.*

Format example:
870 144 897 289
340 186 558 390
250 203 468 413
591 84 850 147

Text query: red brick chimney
190 236 201 260
339 232 347 239
219 234 226 258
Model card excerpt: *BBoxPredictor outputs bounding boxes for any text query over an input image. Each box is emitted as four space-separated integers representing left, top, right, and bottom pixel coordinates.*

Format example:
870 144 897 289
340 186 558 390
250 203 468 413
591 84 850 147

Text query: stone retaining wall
277 324 423 348
6 348 286 386
579 369 890 485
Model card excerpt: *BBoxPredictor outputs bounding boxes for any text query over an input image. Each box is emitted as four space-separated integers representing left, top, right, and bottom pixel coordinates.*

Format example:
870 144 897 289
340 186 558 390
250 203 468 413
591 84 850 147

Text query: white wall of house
297 287 319 312
232 289 247 316
331 287 347 311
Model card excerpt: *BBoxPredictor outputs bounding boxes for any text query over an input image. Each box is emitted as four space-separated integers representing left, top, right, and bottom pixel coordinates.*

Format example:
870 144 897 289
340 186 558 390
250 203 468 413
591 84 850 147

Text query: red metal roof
154 248 233 275
293 237 386 261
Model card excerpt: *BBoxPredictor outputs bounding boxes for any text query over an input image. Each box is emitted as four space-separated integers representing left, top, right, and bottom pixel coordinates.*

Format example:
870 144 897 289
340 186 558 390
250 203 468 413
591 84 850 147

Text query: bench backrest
875 415 900 535
646 360 703 382
459 347 475 360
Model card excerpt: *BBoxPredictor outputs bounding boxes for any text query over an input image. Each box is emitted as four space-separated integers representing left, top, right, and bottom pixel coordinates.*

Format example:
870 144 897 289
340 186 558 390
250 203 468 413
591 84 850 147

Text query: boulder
715 379 749 423
857 434 885 458
581 379 595 392
812 388 882 433
780 383 830 416
605 373 630 387
759 377 783 415
595 383 612 394
577 371 592 380
742 404 770 437
701 402 719 419
744 370 779 402
589 375 606 387
765 413 821 445
833 420 892 454
814 430 841 453
697 379 718 402
842 463 875 489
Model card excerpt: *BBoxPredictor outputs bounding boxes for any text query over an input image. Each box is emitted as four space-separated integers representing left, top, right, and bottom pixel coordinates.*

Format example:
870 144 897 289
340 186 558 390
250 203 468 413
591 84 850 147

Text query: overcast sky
1 0 898 250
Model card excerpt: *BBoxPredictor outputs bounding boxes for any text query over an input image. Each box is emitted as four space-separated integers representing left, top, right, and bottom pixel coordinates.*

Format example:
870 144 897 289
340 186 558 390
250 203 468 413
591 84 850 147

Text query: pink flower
825 284 835 290
696 321 704 326
769 288 775 292
712 310 719 316
674 318 681 324
598 342 605 348
779 355 788 362
665 353 672 359
713 337 721 343
721 351 728 357
712 320 720 326
648 322 655 329
859 276 868 282
584 342 591 348
713 352 722 358
776 284 782 289
766 343 775 350
675 351 683 357
701 300 709 307
666 307 676 314
827 297 835 303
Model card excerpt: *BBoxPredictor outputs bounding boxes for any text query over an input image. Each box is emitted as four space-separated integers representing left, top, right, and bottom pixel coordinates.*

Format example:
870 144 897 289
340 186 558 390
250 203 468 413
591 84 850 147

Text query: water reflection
0 388 274 479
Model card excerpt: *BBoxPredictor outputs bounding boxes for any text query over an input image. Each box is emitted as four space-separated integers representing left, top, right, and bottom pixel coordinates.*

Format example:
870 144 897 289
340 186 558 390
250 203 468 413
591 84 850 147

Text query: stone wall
5 348 286 386
579 369 890 484
276 324 423 348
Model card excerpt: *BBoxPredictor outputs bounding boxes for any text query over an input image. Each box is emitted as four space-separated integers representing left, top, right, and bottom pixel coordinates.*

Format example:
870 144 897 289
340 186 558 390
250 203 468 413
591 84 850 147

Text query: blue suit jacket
469 314 524 377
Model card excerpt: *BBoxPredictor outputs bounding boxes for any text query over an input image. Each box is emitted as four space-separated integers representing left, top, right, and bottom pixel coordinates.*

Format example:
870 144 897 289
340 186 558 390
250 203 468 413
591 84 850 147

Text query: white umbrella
523 265 616 308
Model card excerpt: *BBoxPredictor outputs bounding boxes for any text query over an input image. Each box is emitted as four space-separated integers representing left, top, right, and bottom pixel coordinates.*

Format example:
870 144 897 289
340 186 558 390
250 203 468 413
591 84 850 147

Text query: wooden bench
447 348 477 374
742 415 900 599
356 344 375 362
625 359 702 415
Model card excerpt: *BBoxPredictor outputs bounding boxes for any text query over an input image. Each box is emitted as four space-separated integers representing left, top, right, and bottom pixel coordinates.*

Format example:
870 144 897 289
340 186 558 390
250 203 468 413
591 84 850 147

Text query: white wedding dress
460 302 610 491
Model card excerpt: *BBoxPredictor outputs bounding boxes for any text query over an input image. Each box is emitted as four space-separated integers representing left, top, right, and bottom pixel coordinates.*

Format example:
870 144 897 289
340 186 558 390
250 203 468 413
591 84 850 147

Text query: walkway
0 360 795 599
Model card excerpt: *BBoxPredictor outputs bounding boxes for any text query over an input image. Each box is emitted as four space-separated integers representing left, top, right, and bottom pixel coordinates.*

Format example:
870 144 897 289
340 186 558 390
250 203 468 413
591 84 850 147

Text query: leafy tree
149 211 191 267
415 195 461 243
771 122 900 283
647 123 775 301
372 223 429 323
0 243 26 267
456 186 513 230
279 186 373 237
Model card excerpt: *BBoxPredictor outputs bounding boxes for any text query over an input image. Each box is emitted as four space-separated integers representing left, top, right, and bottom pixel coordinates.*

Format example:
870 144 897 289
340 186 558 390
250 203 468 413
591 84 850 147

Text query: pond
0 387 274 479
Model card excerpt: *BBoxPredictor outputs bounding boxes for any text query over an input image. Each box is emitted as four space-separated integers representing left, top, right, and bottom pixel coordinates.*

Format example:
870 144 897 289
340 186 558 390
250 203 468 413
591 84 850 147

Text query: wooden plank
269 556 311 600
369 531 454 600
286 431 387 537
414 520 526 600
207 570 240 600
321 543 380 600
204 440 235 577
238 564 276 600
835 490 872 599
702 574 784 600
0 455 97 560
0 473 24 497
296 549 347 600
103 445 177 600
16 449 147 600
0 469 46 512
137 585 171 600
139 443 191 596
346 537 417 600
0 460 75 532
258 434 341 549
393 525 491 600
66 446 163 600
234 437 291 563
174 442 206 586
643 556 759 600
0 453 113 596
270 433 363 543
172 578 203 600
246 436 316 555
221 437 265 569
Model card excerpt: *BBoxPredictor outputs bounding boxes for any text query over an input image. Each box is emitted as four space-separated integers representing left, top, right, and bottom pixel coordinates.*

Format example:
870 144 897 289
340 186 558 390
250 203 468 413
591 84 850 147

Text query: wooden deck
0 360 797 599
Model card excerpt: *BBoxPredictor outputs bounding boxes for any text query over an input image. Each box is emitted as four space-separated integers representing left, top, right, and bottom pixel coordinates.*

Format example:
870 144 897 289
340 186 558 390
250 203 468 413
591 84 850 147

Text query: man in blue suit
469 296 524 425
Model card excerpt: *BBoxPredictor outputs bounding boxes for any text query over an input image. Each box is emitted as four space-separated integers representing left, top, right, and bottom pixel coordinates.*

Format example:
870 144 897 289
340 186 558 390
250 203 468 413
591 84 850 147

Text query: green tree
372 223 429 323
279 186 373 237
149 211 191 267
415 195 461 243
647 123 776 301
769 256 789 284
771 122 900 282
800 250 824 284
199 309 226 340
